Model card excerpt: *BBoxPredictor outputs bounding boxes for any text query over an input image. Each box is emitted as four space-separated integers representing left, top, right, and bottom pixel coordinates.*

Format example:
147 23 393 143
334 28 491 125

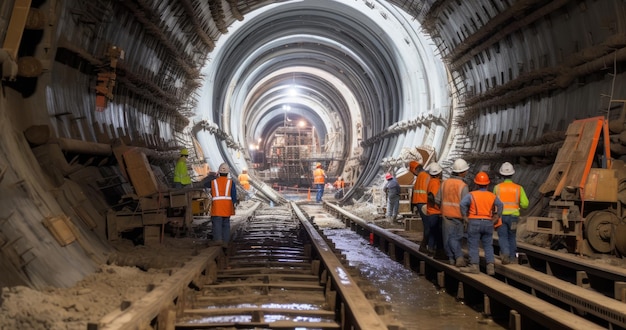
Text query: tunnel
0 0 626 306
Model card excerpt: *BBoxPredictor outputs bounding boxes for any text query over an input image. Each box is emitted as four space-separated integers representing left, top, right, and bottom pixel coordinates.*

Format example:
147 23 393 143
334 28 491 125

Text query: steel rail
291 202 389 330
323 201 606 329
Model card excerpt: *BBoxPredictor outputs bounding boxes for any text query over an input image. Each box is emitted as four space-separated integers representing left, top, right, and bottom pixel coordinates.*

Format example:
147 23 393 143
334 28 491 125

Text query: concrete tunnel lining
196 0 451 193
0 0 624 293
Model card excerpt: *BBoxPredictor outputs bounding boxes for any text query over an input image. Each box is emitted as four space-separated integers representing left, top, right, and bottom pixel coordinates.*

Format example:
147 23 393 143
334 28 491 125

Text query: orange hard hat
474 171 490 185
409 160 420 173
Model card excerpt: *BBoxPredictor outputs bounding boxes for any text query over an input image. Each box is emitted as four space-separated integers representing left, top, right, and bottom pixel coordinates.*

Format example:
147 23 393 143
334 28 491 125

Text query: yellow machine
527 116 624 255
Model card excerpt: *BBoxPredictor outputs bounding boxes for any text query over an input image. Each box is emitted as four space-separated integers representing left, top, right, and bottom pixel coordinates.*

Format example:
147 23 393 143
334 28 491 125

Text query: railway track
93 202 388 330
323 202 626 330
90 198 626 330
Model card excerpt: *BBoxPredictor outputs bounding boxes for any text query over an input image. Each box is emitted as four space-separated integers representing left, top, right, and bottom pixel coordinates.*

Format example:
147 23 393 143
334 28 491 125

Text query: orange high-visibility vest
334 180 345 189
313 168 325 184
440 178 467 219
211 177 234 216
467 190 497 220
426 177 441 215
412 171 430 204
238 173 250 190
494 181 521 214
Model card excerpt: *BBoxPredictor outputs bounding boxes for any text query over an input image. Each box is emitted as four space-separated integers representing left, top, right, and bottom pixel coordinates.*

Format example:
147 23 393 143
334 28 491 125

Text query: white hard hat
499 162 515 176
218 163 230 174
452 158 469 173
428 163 443 176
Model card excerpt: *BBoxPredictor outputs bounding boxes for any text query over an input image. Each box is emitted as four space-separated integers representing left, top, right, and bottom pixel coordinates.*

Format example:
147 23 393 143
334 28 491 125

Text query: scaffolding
267 126 314 186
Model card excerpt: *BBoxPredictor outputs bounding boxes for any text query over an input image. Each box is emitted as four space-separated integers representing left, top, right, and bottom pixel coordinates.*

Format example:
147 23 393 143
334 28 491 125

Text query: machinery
526 116 626 255
106 146 210 244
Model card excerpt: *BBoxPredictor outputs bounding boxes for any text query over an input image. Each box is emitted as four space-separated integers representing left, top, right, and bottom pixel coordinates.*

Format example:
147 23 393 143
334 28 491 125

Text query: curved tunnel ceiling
195 0 451 193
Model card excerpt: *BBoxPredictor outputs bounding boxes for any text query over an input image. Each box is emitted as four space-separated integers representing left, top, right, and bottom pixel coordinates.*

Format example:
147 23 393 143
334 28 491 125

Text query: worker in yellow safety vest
493 162 528 265
173 148 192 188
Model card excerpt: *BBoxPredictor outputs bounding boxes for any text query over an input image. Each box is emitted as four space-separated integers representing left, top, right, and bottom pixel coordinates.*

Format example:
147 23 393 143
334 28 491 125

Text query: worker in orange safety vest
423 163 447 259
410 160 430 252
210 163 237 247
238 168 251 191
313 163 326 203
435 158 470 267
459 171 503 275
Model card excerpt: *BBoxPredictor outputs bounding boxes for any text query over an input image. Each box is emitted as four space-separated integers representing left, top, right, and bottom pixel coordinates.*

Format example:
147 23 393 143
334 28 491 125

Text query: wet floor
306 206 506 330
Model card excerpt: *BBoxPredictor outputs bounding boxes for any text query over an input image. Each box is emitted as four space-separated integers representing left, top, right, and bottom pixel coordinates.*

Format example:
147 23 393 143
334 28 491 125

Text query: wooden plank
175 320 340 329
97 247 222 330
183 307 335 317
204 282 324 291
3 0 32 60
217 273 318 281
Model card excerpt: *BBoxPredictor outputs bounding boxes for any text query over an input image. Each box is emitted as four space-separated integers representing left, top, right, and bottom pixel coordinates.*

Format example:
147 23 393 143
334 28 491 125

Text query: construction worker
424 163 446 258
383 172 401 222
238 168 251 191
409 161 428 214
333 177 345 199
173 148 192 188
410 160 430 252
435 158 470 267
209 163 237 247
313 163 326 203
493 162 528 264
460 171 503 275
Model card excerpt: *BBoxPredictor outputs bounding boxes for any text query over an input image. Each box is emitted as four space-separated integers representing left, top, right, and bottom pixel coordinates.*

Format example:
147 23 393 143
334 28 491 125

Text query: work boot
486 263 495 276
418 243 428 253
460 264 479 274
501 255 511 265
455 257 466 267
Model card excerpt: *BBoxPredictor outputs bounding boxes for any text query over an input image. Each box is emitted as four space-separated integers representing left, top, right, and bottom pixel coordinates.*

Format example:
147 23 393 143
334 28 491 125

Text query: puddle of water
323 228 506 330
